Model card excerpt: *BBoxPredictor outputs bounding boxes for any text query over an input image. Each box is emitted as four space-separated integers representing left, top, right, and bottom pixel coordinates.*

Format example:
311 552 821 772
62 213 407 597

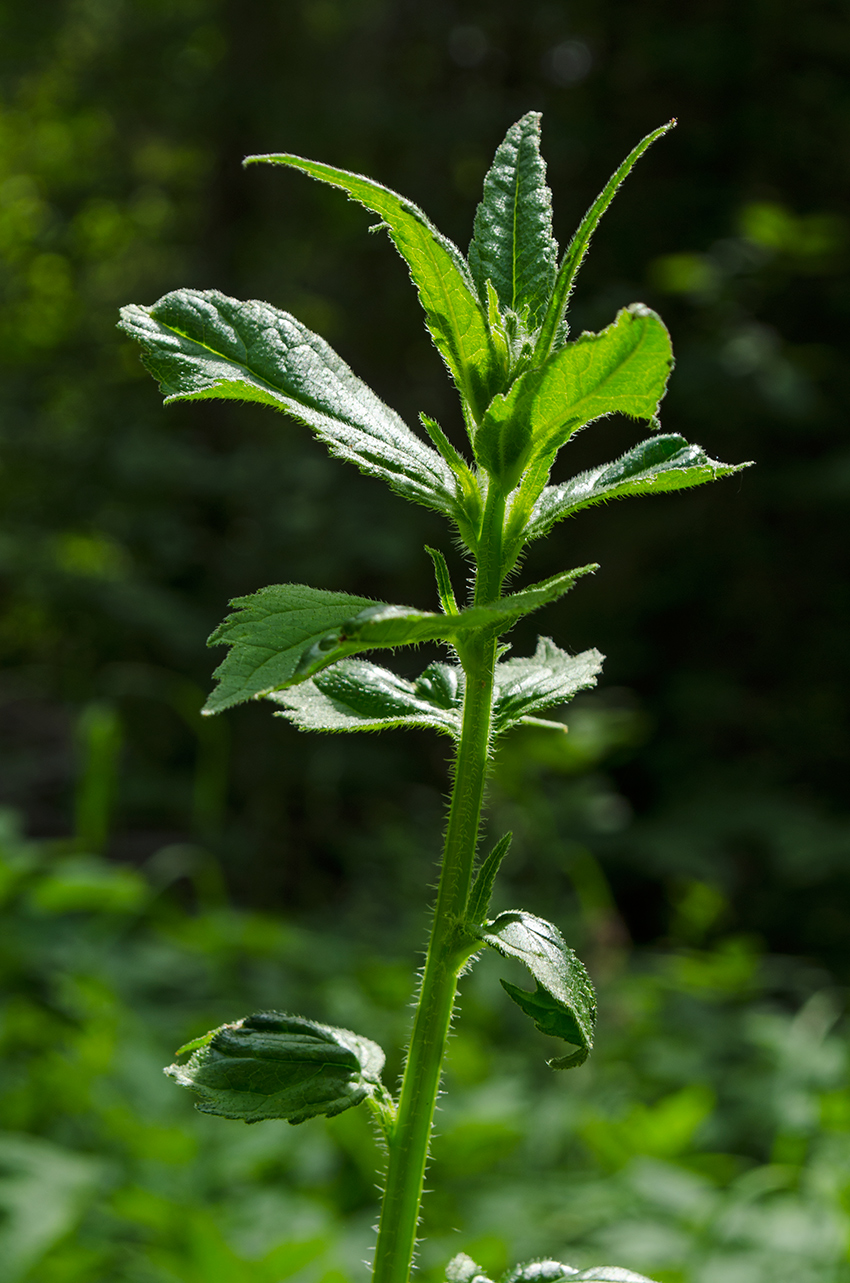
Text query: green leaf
475 304 673 492
206 566 597 712
203 585 376 714
467 832 513 926
118 289 459 520
269 659 464 737
524 434 754 543
502 1265 658 1283
426 546 460 615
493 638 604 734
475 911 596 1068
535 120 676 362
446 1254 494 1283
468 112 558 327
164 1011 386 1125
245 152 503 423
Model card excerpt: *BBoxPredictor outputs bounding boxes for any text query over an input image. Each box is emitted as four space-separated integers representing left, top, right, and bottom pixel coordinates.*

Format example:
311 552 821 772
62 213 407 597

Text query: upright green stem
370 486 506 1283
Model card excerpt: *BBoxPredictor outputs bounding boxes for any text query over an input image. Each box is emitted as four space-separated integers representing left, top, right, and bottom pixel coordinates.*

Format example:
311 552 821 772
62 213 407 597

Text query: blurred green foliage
1 2 849 1279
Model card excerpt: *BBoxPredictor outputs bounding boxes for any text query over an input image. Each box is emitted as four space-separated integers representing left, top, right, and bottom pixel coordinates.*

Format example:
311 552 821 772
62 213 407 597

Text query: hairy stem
371 489 505 1283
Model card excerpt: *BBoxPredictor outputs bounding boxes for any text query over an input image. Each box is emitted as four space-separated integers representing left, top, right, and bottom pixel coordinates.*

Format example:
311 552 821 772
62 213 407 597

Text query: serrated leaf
165 1011 386 1125
203 585 377 714
493 638 604 734
118 289 459 519
206 566 597 712
524 434 754 543
269 659 464 737
475 304 673 491
475 910 596 1068
245 153 503 423
469 112 558 328
535 120 676 362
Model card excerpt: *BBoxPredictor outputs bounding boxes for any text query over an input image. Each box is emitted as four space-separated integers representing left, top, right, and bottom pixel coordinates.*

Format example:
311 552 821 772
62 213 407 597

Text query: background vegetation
1 1 848 1280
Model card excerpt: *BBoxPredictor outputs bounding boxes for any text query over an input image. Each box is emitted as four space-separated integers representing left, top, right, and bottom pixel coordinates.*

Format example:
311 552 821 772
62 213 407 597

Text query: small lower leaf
446 1255 495 1283
475 911 596 1068
165 1011 386 1125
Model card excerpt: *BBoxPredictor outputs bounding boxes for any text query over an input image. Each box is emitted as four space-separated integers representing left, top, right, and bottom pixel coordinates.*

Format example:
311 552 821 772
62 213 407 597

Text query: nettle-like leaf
493 637 603 734
474 911 596 1068
475 304 673 493
118 289 461 522
204 585 377 715
270 659 464 737
468 112 558 329
245 152 504 424
524 434 754 543
205 567 597 713
165 1012 386 1125
535 119 676 362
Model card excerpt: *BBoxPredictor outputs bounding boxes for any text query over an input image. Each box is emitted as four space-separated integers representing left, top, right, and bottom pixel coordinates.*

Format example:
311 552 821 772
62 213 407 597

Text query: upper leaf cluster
120 114 749 579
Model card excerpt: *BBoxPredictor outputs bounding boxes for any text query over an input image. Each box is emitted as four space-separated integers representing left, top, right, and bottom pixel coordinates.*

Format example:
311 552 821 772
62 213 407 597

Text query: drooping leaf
203 585 377 715
467 832 513 926
475 304 673 491
244 153 503 423
165 1011 386 1125
523 435 754 543
475 911 596 1068
118 289 459 520
535 120 676 362
468 112 558 327
206 566 597 712
269 659 464 737
493 638 604 734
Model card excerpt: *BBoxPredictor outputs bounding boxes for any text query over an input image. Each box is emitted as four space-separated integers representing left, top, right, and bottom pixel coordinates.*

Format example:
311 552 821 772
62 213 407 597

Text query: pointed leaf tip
469 112 558 327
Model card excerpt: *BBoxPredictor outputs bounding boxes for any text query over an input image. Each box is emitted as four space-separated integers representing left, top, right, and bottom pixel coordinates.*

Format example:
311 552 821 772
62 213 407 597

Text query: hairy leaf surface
118 289 459 518
245 153 502 422
204 585 377 714
524 434 753 542
206 567 597 712
475 304 673 490
475 911 596 1068
493 638 604 733
468 112 557 327
501 1264 658 1283
270 660 464 737
535 120 675 361
165 1012 385 1125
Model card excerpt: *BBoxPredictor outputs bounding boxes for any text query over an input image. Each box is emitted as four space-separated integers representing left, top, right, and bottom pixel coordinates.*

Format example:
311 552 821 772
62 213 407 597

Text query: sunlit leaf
475 910 596 1068
535 120 676 361
493 637 603 733
118 289 459 519
205 566 597 712
475 304 673 491
467 832 513 926
165 1011 386 1125
245 153 503 423
524 434 753 543
468 112 558 327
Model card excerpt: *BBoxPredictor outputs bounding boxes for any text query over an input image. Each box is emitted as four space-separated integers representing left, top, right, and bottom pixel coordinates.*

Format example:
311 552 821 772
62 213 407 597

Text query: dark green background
1 0 848 962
